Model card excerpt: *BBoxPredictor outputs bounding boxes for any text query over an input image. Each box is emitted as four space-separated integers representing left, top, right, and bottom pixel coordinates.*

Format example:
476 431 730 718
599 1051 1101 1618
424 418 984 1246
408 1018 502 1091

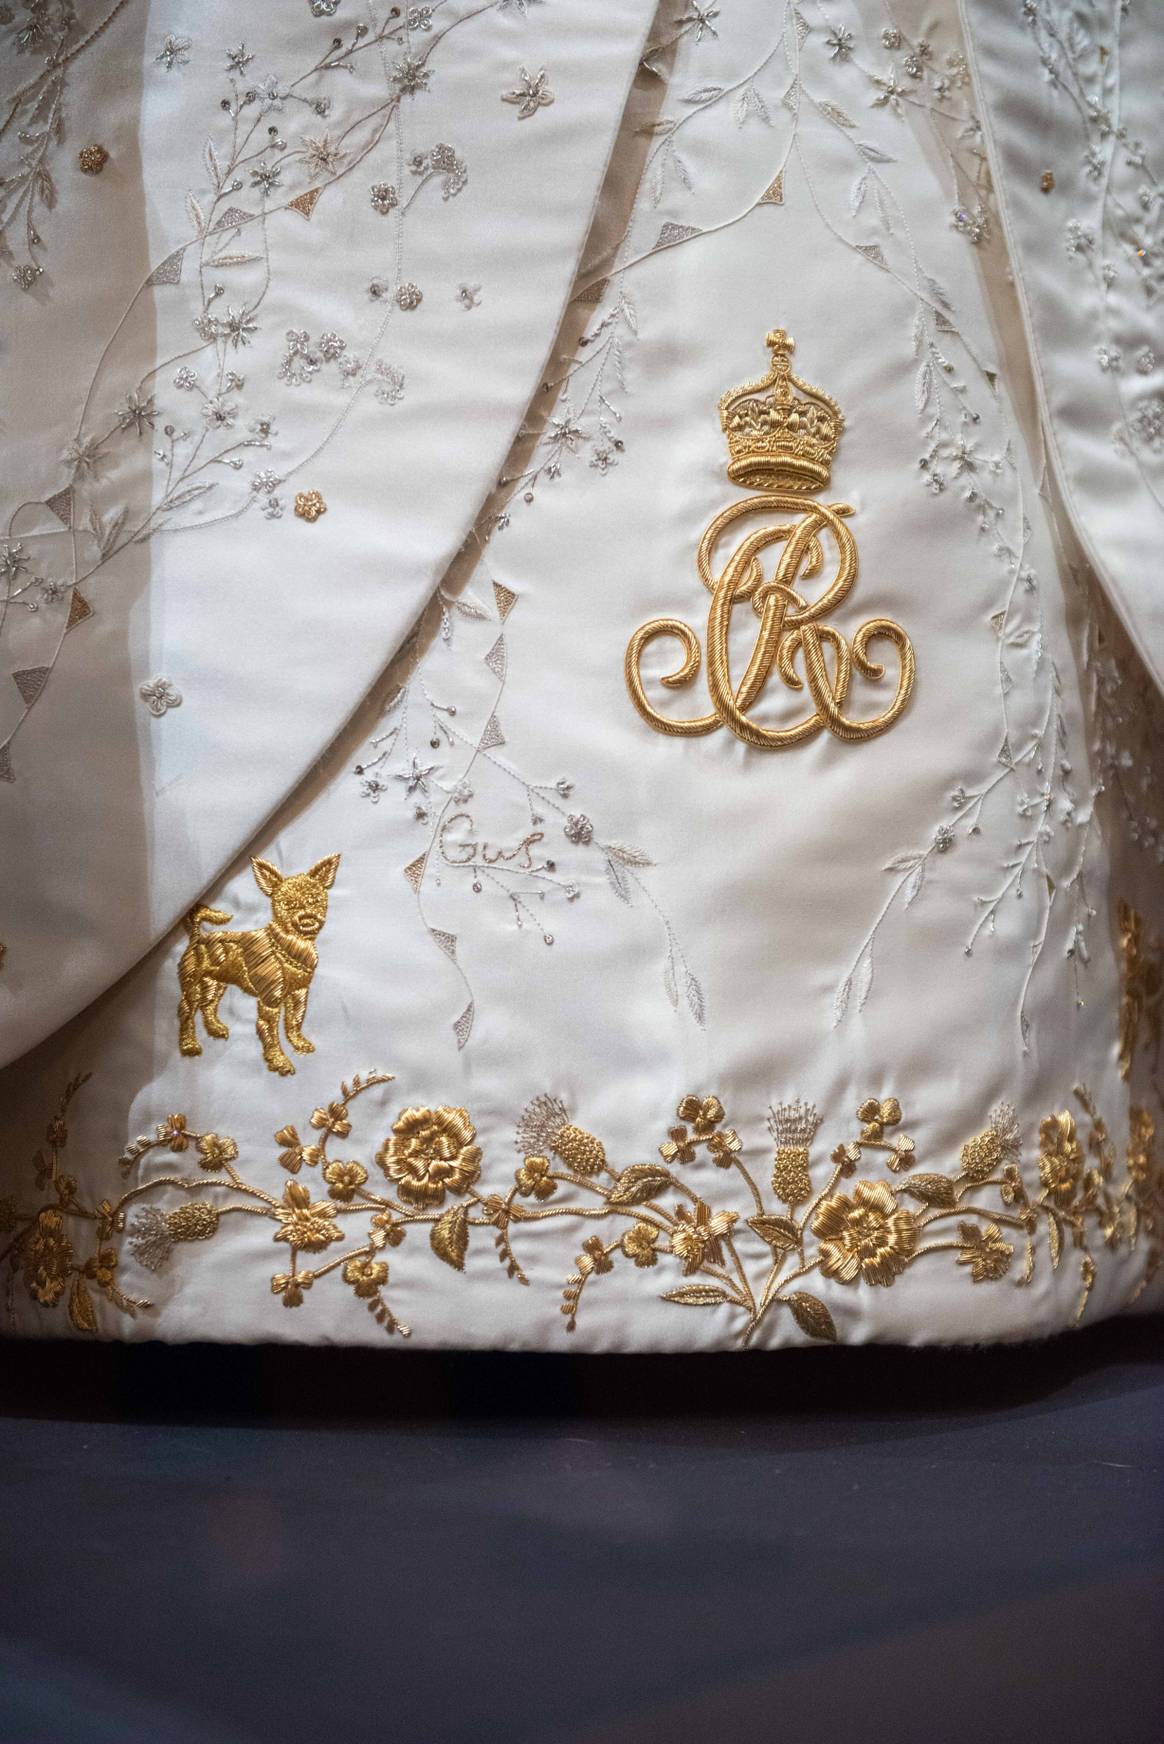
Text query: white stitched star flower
502 67 554 119
155 36 190 71
118 392 157 435
301 134 344 177
393 54 431 95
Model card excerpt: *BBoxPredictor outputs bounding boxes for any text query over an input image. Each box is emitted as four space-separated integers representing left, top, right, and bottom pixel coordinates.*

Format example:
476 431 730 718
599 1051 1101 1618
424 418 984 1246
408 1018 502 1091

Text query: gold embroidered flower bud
167 1202 220 1242
767 1099 821 1206
78 144 109 175
1040 170 1055 194
294 489 327 522
515 1094 606 1176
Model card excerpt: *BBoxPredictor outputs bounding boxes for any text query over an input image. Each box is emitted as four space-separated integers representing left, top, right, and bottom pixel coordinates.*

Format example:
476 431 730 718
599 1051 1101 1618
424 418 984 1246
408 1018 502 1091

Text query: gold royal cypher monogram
625 329 915 749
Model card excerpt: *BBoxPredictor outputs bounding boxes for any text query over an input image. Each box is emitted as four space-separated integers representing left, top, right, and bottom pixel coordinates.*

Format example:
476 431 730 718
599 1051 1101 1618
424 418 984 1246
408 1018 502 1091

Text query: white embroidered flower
301 134 344 177
0 542 29 583
1136 347 1157 374
118 392 157 435
202 397 237 431
225 44 253 75
1064 219 1095 257
825 28 853 61
251 469 281 493
253 75 287 113
220 306 259 348
374 362 405 405
62 435 105 477
951 204 991 245
154 35 190 71
392 54 431 95
457 283 482 309
172 366 198 390
250 161 281 192
1096 346 1122 373
502 67 554 119
871 69 908 113
370 182 398 214
140 677 182 715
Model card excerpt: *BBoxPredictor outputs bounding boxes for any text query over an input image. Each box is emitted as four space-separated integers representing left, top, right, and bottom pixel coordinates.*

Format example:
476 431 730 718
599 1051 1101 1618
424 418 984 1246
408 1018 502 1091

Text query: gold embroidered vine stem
5 1070 1162 1345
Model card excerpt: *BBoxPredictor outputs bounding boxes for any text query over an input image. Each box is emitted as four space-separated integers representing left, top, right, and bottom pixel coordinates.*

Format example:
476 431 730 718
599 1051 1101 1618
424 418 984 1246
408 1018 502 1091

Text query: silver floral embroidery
139 678 183 716
502 67 555 120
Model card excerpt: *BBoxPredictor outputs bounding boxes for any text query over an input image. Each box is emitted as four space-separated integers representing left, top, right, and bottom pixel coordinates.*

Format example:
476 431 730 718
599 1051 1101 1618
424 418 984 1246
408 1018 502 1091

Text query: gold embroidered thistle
625 328 916 749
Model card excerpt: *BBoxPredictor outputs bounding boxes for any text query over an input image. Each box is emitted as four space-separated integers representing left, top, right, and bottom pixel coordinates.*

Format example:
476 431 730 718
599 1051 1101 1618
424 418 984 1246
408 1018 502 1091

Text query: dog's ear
307 852 341 890
252 857 283 896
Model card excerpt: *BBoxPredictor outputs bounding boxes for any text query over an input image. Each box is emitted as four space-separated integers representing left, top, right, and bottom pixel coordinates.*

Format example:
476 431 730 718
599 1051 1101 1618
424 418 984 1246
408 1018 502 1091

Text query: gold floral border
2 1070 1161 1346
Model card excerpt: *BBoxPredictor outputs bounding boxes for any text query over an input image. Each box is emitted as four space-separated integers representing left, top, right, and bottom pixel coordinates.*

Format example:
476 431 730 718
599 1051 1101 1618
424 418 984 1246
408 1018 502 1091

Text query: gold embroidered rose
1037 1111 1083 1205
377 1106 481 1207
811 1180 919 1286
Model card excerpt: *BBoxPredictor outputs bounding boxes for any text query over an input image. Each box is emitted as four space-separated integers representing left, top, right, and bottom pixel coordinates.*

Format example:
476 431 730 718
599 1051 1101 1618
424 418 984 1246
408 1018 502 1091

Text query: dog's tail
183 904 232 938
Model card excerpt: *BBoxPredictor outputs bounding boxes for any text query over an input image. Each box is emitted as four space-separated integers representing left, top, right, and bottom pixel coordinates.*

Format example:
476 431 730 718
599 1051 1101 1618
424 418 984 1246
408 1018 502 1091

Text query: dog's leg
201 978 230 1040
257 1000 295 1075
177 957 202 1056
284 986 314 1055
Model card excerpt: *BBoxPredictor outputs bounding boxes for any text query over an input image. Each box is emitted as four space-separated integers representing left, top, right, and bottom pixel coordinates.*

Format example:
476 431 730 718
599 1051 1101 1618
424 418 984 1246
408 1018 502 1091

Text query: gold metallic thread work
625 329 915 750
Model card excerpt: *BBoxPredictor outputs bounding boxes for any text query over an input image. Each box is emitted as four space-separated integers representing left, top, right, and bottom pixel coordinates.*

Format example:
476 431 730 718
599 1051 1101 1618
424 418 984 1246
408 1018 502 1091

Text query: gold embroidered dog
177 855 341 1076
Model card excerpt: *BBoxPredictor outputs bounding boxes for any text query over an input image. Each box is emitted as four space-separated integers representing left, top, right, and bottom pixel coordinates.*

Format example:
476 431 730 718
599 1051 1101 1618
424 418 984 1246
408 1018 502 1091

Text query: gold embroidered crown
718 328 844 493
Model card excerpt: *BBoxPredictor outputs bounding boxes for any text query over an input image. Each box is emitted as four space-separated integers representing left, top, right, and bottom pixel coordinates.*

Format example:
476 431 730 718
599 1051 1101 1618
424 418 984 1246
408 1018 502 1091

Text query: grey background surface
2 1321 1161 1742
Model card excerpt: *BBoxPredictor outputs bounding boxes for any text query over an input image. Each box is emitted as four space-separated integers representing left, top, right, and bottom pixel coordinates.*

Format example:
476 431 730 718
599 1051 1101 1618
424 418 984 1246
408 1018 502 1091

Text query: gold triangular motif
403 853 428 893
575 278 607 306
66 589 92 631
492 581 517 621
0 743 13 783
13 666 50 707
483 635 506 679
289 187 323 219
430 928 458 962
758 171 784 206
479 713 505 751
45 486 73 528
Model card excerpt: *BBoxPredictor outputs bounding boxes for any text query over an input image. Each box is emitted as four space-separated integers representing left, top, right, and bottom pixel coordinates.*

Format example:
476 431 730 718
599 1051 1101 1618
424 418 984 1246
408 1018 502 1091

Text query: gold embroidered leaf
431 1204 469 1271
747 1214 800 1252
787 1292 837 1343
903 1173 958 1208
68 1273 98 1334
1047 1213 1062 1270
662 1284 730 1307
608 1164 673 1206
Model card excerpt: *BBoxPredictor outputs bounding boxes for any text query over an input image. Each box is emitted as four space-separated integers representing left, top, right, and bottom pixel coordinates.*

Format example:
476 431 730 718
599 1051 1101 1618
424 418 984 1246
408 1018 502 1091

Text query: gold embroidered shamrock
625 329 915 749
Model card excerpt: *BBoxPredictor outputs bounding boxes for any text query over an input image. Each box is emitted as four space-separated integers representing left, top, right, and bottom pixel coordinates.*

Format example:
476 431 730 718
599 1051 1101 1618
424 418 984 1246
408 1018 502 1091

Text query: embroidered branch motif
5 1072 1161 1345
177 854 341 1076
625 329 915 749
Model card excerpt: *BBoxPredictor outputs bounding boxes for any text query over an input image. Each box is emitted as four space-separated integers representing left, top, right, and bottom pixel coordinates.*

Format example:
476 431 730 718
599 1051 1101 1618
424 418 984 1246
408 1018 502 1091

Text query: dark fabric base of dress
2 1319 1161 1743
